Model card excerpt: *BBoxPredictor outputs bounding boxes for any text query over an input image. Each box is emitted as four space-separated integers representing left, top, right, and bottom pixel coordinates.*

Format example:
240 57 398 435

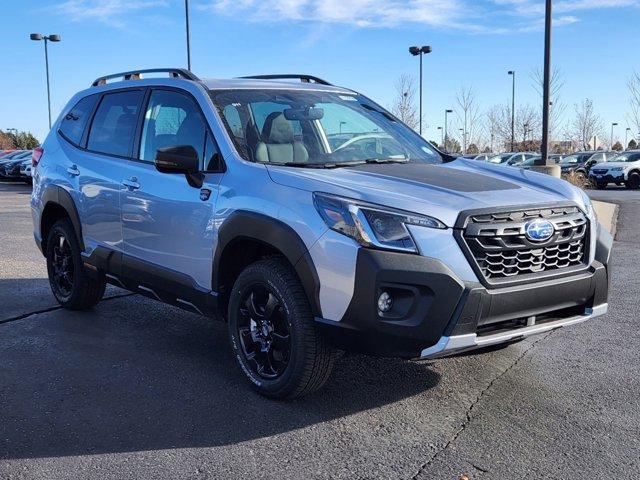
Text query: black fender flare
213 211 322 317
40 186 84 252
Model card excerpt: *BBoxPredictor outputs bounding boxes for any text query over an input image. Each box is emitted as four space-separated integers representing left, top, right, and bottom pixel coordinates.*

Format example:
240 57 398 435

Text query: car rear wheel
46 219 106 310
626 172 640 189
228 258 336 399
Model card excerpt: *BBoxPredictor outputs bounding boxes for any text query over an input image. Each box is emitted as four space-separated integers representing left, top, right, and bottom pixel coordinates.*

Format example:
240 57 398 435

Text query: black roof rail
239 74 333 86
91 68 200 87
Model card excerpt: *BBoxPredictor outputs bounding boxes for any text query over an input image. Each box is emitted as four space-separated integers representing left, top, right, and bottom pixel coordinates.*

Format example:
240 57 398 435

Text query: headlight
610 167 624 172
313 192 445 253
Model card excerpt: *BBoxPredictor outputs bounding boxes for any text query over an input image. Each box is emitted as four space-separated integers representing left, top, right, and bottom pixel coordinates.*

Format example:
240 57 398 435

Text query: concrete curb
592 200 619 238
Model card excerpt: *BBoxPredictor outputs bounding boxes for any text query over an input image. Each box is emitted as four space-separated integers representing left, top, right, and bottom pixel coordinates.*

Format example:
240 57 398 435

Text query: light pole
611 122 618 149
409 45 432 136
625 127 631 149
30 33 60 130
437 126 443 147
539 0 553 168
508 70 516 152
185 0 192 70
444 109 453 153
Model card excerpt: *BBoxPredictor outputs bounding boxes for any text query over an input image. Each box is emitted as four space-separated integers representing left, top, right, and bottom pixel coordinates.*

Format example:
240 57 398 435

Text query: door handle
122 177 140 190
67 165 80 176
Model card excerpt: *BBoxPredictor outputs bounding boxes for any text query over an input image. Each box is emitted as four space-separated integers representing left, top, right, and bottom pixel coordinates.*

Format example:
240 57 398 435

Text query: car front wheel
228 258 336 399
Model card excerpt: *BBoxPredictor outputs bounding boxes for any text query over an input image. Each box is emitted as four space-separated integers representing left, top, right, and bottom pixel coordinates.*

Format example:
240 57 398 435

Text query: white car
589 150 640 189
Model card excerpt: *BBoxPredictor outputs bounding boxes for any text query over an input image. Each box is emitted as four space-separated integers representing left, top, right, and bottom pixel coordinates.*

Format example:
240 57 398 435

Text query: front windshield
560 154 589 164
209 89 442 166
488 153 513 163
609 153 640 162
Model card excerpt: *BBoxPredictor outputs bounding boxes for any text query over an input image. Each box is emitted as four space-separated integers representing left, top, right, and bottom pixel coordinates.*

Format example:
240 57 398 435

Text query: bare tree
391 74 419 131
571 99 604 150
628 71 640 143
532 66 566 140
455 86 481 153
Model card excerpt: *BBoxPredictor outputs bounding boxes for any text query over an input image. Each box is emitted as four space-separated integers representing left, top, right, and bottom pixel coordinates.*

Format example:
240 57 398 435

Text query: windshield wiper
361 157 409 164
271 160 366 169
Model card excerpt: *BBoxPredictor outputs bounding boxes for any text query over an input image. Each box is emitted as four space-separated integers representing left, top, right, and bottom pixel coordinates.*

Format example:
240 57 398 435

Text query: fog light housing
377 291 393 313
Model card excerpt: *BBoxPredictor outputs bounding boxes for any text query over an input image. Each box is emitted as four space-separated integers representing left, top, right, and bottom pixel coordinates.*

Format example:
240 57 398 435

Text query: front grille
460 206 589 284
592 169 608 175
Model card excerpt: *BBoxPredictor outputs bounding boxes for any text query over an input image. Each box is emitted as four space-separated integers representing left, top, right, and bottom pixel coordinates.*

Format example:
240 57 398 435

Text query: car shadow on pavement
0 286 440 459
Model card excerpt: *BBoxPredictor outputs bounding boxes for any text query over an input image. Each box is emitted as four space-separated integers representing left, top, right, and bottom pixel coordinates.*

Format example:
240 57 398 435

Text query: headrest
262 112 294 144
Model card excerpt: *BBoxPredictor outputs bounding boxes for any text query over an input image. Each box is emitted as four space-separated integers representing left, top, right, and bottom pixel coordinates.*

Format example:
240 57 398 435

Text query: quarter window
139 90 207 165
87 90 144 157
59 94 99 146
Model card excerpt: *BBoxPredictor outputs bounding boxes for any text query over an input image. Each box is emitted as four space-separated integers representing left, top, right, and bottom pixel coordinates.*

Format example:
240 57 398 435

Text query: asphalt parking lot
1 180 639 480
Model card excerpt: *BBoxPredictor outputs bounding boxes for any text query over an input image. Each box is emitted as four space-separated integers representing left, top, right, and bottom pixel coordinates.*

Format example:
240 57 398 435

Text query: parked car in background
589 150 640 189
0 150 29 176
518 154 564 169
488 152 537 166
3 151 33 178
0 149 17 158
559 151 617 180
471 154 492 162
19 158 33 184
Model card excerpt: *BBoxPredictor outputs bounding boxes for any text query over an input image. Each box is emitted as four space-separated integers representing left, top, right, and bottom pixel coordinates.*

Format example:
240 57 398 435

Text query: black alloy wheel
237 283 292 379
50 232 75 300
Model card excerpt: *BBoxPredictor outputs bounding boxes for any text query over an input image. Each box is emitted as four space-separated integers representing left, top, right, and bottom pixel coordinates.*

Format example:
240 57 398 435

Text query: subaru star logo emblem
525 219 555 242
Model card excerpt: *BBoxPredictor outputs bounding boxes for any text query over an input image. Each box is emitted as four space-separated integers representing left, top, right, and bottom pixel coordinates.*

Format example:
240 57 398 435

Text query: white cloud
201 0 469 29
48 0 168 27
202 0 639 33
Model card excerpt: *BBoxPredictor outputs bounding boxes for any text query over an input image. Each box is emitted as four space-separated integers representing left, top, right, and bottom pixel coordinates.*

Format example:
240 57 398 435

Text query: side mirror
155 145 199 175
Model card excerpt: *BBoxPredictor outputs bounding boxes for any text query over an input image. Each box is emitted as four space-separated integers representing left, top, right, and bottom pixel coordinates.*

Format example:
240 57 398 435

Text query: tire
228 257 336 399
46 219 106 310
626 172 640 189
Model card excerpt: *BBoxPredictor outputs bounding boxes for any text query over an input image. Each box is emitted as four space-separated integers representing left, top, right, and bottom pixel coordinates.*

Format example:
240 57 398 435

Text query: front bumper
315 235 611 359
421 303 608 358
589 171 625 183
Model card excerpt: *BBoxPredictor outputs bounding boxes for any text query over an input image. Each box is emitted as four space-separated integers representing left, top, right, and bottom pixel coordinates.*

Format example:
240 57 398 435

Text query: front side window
87 90 144 157
139 90 207 165
59 94 99 146
210 89 441 166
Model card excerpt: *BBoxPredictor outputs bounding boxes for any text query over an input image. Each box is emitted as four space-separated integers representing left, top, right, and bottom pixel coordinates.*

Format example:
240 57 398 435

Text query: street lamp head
48 34 61 42
612 122 618 126
508 70 515 75
30 33 43 41
445 109 453 113
421 46 432 54
409 46 421 56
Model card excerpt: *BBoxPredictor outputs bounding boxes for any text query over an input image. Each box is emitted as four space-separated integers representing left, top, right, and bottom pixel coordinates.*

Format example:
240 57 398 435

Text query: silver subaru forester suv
31 69 611 399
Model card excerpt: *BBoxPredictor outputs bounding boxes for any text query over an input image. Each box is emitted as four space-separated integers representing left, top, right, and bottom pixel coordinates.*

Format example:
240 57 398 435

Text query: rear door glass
59 94 99 146
87 90 144 157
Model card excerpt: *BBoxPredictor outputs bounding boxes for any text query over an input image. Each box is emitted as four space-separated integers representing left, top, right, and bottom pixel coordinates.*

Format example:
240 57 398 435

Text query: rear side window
59 94 99 146
87 90 144 157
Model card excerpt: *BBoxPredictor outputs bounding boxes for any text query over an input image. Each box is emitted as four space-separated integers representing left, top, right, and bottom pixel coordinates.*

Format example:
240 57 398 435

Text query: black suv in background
559 151 617 179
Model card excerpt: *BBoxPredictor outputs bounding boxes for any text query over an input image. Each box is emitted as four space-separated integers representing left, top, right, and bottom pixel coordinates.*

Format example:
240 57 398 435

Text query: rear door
120 87 224 292
77 89 145 260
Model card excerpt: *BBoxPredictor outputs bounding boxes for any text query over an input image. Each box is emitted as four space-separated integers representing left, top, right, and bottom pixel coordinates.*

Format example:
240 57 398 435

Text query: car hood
267 159 586 228
594 162 631 169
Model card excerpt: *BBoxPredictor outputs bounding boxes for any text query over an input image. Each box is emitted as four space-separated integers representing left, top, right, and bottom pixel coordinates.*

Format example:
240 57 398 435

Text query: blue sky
1 0 639 144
